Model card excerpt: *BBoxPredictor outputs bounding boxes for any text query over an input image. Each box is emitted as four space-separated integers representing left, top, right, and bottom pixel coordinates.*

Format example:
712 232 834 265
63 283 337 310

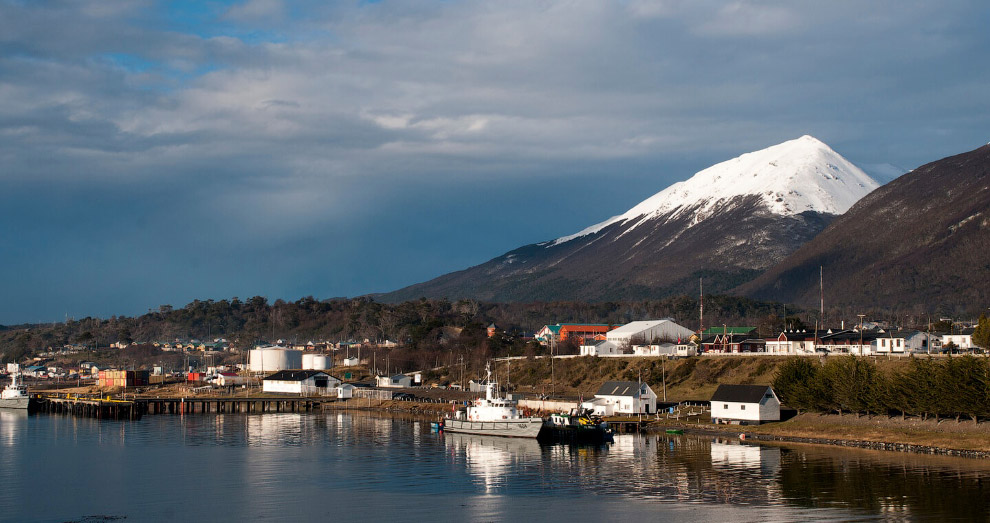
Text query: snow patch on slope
552 135 879 245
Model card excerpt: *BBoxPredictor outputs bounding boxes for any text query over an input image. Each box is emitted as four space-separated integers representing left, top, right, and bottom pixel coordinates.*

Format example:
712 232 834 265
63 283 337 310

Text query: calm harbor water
1 409 989 522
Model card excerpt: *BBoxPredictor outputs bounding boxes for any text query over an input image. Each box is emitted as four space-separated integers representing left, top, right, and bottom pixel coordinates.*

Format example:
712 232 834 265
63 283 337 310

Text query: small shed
336 383 357 399
215 372 250 387
263 370 340 395
710 384 780 425
342 357 360 366
376 374 413 388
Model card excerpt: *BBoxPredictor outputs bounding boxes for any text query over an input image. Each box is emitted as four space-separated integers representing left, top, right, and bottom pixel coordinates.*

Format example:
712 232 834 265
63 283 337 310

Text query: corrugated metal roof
595 380 643 397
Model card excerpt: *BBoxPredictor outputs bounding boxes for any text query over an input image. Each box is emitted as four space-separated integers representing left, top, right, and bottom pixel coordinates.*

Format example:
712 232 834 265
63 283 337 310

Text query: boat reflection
0 409 28 447
444 432 543 494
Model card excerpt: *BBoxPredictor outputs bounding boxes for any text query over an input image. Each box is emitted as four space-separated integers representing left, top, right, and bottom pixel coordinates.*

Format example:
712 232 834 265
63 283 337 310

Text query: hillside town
4 314 985 388
0 318 986 386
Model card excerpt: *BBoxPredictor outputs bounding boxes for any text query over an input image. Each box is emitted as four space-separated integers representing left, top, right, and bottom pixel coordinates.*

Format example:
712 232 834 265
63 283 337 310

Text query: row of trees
1 294 802 362
773 355 990 422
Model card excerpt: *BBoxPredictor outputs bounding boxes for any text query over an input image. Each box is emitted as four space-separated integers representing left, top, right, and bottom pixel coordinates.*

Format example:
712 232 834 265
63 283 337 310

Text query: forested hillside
1 294 798 366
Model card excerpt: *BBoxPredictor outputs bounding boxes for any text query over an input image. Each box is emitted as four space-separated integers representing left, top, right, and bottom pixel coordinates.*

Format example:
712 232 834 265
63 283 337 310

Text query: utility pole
858 314 866 356
662 356 667 402
550 334 555 399
699 277 704 333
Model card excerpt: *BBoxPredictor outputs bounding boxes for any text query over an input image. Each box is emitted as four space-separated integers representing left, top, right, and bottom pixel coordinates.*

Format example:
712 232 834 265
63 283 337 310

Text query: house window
741 405 746 410
723 404 728 409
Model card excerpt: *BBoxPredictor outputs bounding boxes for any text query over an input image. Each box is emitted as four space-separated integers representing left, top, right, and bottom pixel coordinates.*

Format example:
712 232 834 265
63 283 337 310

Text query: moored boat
1 371 31 410
539 410 614 444
442 365 544 439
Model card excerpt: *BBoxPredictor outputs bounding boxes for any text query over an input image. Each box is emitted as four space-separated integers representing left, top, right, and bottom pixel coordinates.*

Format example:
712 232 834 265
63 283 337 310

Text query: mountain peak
552 136 879 245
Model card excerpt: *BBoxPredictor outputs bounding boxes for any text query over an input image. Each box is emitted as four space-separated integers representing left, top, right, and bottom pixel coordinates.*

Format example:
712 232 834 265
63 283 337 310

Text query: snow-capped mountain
554 135 878 245
380 136 881 303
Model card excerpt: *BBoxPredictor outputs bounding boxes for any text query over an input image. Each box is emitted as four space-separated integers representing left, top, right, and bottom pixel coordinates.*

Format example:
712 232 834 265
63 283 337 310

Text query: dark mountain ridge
737 143 990 314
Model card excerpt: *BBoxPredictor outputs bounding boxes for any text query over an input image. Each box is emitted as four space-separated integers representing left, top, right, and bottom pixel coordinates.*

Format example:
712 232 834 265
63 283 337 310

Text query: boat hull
443 418 544 438
0 397 30 409
538 425 613 444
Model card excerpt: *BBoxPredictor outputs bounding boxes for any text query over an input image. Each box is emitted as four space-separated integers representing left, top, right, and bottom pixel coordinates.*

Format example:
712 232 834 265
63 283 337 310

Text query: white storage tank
310 355 330 370
302 353 316 370
249 346 303 372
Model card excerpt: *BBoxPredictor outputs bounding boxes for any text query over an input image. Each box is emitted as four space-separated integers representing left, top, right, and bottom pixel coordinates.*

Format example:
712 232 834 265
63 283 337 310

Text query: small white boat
1 371 30 409
442 365 543 439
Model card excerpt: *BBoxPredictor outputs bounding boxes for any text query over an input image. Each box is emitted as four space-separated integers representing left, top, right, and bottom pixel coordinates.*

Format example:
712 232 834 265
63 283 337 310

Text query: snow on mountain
552 135 879 245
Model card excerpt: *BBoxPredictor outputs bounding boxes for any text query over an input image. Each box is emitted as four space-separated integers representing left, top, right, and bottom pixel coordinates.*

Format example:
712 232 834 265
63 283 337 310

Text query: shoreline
660 424 990 460
327 399 990 459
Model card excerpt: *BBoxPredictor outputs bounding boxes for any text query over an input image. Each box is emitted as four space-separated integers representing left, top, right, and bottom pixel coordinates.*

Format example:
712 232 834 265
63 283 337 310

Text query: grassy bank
467 355 881 401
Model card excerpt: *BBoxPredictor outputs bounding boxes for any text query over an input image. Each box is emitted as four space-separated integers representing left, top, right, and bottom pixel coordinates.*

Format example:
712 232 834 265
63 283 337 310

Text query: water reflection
710 441 781 476
444 433 543 493
0 409 28 447
1 411 988 522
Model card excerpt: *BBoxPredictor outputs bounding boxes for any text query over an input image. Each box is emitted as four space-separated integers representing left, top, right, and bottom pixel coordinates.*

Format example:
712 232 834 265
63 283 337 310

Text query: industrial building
262 370 340 395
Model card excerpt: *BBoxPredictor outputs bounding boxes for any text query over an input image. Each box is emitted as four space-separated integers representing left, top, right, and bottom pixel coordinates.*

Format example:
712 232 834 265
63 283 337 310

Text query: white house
342 357 360 366
606 320 695 348
581 381 657 415
872 334 906 354
336 383 357 399
710 384 780 425
376 374 413 388
942 328 975 350
765 331 820 354
262 370 340 395
633 343 697 357
580 340 621 356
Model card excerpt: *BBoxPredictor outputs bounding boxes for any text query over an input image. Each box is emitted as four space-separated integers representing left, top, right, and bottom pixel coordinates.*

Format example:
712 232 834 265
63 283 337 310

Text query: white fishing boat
1 370 30 409
442 365 543 439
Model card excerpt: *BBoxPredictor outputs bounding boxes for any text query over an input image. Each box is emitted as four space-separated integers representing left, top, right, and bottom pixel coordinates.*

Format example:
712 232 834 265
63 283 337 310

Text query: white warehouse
606 320 696 347
262 370 340 395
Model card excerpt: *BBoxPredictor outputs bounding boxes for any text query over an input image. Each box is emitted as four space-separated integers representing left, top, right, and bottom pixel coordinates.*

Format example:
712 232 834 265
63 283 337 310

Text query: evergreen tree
973 313 990 351
772 357 819 414
950 356 988 422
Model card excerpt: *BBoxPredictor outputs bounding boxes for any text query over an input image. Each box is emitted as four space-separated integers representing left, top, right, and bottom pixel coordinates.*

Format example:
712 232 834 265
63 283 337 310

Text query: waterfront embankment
653 412 990 459
328 398 990 459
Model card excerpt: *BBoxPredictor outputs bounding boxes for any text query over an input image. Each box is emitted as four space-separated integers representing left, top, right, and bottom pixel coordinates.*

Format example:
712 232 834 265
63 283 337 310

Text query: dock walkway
36 393 326 420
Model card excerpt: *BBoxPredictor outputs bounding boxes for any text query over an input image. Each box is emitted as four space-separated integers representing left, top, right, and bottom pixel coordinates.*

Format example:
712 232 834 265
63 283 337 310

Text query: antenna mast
699 277 704 333
820 265 825 330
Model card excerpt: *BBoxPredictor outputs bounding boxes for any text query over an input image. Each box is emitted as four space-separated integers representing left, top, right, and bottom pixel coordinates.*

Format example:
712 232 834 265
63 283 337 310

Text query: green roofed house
700 327 757 337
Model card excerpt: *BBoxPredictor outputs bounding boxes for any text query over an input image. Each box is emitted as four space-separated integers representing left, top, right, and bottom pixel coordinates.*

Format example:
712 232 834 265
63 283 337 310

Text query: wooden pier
36 394 326 420
603 417 650 433
136 397 324 415
39 395 141 420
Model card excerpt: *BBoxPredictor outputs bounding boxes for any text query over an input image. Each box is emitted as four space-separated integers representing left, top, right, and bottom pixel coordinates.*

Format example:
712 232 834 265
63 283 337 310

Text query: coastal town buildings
536 323 619 345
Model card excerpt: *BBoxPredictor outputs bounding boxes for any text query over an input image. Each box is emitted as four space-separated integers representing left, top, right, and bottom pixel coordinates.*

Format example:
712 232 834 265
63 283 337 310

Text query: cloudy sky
1 1 988 324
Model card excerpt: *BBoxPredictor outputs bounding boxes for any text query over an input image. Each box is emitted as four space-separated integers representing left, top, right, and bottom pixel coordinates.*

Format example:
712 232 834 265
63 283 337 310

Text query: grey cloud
1 0 988 322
